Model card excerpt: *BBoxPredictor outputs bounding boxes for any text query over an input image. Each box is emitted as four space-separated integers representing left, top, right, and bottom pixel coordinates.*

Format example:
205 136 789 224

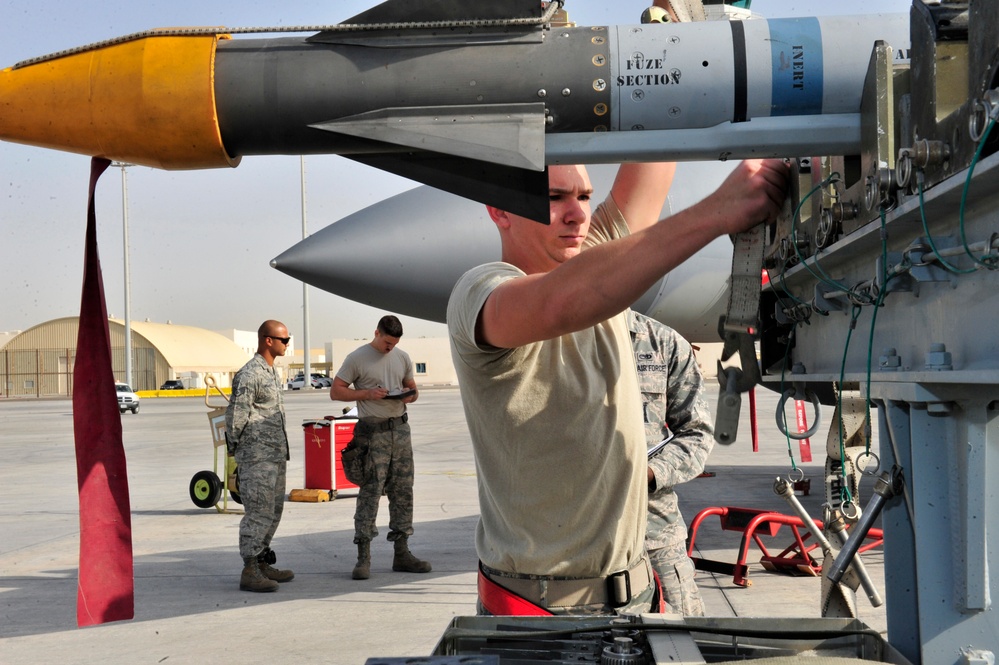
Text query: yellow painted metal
0 34 239 170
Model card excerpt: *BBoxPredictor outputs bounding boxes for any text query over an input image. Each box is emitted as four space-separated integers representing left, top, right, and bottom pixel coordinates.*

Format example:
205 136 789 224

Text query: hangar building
0 317 250 397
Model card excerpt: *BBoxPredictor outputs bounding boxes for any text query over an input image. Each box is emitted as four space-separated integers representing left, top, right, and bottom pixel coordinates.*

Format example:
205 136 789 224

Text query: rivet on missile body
592 54 606 67
562 88 572 97
592 36 606 45
594 103 608 116
593 79 607 92
538 89 548 98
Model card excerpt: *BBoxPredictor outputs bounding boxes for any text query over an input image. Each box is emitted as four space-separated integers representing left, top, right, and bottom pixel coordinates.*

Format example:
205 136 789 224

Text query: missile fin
337 0 543 26
311 104 546 172
345 152 550 224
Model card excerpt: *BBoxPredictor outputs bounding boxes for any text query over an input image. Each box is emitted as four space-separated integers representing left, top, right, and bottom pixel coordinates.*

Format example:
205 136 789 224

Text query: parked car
160 380 185 390
311 373 332 388
116 382 140 414
287 374 322 390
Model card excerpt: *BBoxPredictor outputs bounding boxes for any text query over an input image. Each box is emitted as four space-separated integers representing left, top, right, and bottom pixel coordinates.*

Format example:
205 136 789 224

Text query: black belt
361 413 408 431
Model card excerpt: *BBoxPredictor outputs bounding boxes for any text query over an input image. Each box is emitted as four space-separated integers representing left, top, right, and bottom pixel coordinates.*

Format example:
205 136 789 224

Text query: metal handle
775 389 821 440
826 467 901 586
774 478 883 607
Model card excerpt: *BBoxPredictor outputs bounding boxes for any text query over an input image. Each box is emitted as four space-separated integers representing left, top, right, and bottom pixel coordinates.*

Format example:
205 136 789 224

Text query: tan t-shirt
446 198 647 578
335 343 412 420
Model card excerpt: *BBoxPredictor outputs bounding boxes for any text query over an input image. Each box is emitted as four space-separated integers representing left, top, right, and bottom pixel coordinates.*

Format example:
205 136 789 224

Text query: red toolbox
302 417 359 494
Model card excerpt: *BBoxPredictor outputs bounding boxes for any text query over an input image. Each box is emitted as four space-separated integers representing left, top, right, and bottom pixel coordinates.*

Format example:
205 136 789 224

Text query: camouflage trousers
235 457 287 561
648 539 704 616
353 420 416 543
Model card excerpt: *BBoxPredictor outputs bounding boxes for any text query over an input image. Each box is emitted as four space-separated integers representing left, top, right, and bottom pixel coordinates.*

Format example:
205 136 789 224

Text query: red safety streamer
73 157 134 626
794 399 813 463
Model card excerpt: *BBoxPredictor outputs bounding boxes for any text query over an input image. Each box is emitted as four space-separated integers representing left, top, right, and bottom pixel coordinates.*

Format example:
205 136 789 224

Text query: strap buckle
714 316 761 446
606 569 632 608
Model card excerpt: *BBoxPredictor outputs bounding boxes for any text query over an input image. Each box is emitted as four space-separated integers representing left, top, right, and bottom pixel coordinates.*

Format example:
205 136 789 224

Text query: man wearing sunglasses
226 320 294 592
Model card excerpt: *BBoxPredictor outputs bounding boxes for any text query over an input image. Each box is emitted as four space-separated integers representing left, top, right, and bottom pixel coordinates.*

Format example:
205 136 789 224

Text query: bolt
592 54 606 66
537 89 547 98
668 106 681 117
593 103 608 116
879 347 901 371
562 88 572 97
632 89 645 102
593 79 607 92
925 342 953 371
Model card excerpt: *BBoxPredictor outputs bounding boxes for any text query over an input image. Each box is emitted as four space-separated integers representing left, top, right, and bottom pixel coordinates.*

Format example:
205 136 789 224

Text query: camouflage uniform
225 353 290 562
351 418 416 543
629 310 713 615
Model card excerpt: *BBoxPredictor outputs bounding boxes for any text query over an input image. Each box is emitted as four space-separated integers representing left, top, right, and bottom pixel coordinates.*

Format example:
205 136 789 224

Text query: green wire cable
789 177 857 295
775 266 810 309
863 207 893 463
959 115 999 268
836 305 863 506
779 323 799 475
918 178 976 274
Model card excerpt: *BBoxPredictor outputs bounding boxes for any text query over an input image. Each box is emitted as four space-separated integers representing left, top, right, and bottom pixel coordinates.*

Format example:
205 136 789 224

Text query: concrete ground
0 386 887 663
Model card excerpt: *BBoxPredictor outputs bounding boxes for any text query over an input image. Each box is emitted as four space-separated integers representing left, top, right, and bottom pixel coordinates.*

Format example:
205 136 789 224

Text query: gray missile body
211 8 907 220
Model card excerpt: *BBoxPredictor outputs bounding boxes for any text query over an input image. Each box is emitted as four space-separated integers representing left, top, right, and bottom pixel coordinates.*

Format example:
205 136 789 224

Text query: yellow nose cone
0 33 238 170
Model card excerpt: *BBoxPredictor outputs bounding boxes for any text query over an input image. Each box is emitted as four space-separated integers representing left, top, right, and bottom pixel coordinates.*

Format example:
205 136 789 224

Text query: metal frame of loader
188 376 243 514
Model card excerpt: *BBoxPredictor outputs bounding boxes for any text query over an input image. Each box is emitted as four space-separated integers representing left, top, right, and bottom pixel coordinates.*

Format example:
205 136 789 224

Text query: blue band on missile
769 18 823 117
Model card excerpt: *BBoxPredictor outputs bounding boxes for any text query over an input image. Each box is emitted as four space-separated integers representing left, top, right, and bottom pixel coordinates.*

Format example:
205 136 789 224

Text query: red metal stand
686 506 884 587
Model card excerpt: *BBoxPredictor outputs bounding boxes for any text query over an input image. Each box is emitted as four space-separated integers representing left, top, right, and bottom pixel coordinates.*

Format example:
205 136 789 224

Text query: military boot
239 558 279 592
257 549 294 583
352 540 371 580
392 538 432 573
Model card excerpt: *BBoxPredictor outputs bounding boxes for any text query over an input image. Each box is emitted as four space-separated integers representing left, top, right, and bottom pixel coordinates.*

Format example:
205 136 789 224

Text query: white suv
115 383 140 414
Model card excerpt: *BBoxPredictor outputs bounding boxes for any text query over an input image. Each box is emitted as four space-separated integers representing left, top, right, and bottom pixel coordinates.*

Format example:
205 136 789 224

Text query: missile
271 161 738 343
0 0 908 222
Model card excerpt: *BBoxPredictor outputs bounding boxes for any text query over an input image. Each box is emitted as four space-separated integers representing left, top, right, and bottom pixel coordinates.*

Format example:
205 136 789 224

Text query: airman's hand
700 158 790 236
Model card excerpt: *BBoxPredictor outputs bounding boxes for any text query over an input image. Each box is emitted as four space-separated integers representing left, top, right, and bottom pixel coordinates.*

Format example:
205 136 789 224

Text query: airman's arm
480 159 789 349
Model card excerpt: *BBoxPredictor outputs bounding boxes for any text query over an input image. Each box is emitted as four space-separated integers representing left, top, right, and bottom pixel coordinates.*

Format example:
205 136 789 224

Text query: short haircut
377 315 403 338
257 319 284 339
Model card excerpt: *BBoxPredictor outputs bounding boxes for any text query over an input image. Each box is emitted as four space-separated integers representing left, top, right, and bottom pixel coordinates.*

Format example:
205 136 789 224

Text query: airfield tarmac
0 387 886 663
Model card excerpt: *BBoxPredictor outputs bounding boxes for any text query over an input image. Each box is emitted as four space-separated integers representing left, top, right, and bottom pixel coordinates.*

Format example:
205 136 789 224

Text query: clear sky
0 0 911 342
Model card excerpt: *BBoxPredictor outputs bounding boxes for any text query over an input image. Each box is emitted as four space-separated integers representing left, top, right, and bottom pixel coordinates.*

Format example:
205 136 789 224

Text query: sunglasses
268 336 291 345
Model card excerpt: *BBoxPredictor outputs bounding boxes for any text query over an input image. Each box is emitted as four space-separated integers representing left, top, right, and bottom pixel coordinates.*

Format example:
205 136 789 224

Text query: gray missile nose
271 186 498 323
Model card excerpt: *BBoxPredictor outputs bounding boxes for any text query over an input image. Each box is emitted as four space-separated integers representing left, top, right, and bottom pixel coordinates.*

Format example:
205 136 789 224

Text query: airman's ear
486 206 511 229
